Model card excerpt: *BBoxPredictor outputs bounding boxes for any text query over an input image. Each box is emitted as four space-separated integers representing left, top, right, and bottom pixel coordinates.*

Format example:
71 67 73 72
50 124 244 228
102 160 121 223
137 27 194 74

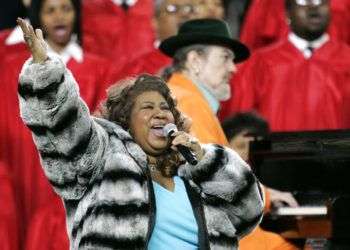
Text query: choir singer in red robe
240 0 350 51
0 0 117 248
220 0 350 131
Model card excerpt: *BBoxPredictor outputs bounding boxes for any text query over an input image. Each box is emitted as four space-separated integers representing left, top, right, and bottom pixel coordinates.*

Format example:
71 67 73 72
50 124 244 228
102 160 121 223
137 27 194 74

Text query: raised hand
17 17 48 63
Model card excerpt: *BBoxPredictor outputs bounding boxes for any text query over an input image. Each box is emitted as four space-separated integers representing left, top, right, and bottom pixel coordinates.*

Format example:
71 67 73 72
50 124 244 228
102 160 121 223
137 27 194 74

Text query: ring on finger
189 138 197 144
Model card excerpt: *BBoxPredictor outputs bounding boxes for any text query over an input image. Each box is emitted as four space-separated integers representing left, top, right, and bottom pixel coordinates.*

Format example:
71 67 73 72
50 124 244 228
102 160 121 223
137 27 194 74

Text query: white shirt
288 32 329 59
5 24 25 45
111 0 137 7
47 37 83 65
5 24 83 65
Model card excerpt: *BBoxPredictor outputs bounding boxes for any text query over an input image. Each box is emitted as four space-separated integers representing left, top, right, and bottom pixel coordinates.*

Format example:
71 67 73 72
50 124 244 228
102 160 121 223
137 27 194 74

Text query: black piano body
250 129 350 193
249 129 350 249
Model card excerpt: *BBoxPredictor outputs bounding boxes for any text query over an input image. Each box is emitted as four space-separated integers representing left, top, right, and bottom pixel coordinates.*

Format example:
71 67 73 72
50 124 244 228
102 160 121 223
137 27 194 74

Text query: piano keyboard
273 206 327 216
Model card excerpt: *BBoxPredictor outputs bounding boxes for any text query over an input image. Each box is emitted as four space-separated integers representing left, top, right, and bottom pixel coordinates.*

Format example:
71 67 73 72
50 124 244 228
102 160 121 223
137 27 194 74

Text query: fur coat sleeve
178 144 264 238
18 56 108 200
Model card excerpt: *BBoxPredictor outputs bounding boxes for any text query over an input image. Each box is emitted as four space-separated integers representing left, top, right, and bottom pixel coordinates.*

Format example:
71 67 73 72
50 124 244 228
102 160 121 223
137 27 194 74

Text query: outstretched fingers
17 18 35 47
36 29 44 40
17 18 30 38
16 17 48 63
36 28 48 50
28 22 36 37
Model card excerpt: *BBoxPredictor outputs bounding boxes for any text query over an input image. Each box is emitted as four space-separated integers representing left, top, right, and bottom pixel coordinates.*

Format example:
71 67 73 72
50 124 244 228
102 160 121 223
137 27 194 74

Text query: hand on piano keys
262 204 331 239
268 188 299 208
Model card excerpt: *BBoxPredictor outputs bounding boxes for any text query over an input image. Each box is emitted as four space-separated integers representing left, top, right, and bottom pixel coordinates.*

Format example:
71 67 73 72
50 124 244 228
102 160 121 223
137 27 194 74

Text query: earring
194 68 200 75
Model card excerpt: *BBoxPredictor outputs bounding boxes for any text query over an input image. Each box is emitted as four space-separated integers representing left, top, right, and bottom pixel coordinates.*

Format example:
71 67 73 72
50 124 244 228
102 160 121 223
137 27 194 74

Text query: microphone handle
177 144 198 165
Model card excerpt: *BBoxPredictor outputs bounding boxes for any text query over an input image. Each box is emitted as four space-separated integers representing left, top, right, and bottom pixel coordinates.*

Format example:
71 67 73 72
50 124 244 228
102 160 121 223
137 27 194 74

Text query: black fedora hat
159 18 250 63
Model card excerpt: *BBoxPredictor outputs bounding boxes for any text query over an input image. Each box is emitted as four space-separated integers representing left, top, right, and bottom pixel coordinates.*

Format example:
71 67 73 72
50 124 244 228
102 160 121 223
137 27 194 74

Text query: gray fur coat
18 57 264 250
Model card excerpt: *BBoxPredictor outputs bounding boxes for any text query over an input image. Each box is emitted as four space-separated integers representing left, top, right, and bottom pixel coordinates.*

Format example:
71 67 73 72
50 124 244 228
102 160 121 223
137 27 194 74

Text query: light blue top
148 176 199 250
192 81 220 114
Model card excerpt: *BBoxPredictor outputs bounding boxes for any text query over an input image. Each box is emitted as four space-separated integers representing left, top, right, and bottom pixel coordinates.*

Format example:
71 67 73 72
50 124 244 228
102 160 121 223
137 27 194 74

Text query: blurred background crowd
1 0 350 249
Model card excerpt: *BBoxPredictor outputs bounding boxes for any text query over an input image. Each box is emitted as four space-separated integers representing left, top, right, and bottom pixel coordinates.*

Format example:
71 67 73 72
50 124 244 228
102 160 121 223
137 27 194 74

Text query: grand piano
249 129 350 249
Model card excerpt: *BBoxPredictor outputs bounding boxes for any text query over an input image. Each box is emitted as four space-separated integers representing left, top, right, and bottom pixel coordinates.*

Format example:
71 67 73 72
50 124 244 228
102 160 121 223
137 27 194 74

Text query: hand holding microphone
163 123 204 165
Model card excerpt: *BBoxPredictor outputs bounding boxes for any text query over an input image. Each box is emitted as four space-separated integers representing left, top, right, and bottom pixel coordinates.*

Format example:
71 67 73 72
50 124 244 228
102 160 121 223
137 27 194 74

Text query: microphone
163 123 198 165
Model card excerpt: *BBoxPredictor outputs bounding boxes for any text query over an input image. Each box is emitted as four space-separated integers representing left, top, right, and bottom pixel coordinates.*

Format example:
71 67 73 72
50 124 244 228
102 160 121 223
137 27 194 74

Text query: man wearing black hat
159 18 249 145
160 18 301 250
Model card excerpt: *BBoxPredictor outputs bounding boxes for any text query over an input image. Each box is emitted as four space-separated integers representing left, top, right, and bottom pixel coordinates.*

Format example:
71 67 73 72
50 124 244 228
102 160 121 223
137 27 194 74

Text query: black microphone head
163 123 178 137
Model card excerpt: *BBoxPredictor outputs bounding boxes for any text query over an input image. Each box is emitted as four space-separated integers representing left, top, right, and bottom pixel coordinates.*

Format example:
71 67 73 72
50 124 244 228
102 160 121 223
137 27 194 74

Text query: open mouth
53 25 69 38
150 124 166 137
307 12 322 21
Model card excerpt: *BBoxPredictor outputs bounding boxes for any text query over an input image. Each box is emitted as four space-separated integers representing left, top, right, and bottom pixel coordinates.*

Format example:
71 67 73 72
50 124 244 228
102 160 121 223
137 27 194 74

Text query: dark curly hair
99 74 186 177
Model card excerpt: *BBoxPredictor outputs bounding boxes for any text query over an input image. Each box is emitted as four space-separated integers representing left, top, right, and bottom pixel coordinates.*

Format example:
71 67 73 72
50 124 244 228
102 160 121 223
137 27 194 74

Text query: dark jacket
18 57 264 250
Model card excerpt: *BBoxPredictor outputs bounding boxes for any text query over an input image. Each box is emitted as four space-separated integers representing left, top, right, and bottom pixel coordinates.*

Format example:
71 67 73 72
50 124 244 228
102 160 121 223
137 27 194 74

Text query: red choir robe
0 47 116 248
116 48 172 80
220 38 350 131
0 27 27 67
0 27 27 54
0 161 19 250
83 0 155 66
25 198 69 250
240 0 350 51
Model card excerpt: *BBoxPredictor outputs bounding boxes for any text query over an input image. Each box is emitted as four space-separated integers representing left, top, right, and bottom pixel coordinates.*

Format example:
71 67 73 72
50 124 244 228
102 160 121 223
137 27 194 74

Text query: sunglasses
295 0 326 6
165 4 197 15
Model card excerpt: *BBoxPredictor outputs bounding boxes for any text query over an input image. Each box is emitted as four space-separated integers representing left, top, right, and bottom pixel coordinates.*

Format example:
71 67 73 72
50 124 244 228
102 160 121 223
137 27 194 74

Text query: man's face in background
287 0 330 40
196 46 236 101
154 0 203 41
154 0 224 41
